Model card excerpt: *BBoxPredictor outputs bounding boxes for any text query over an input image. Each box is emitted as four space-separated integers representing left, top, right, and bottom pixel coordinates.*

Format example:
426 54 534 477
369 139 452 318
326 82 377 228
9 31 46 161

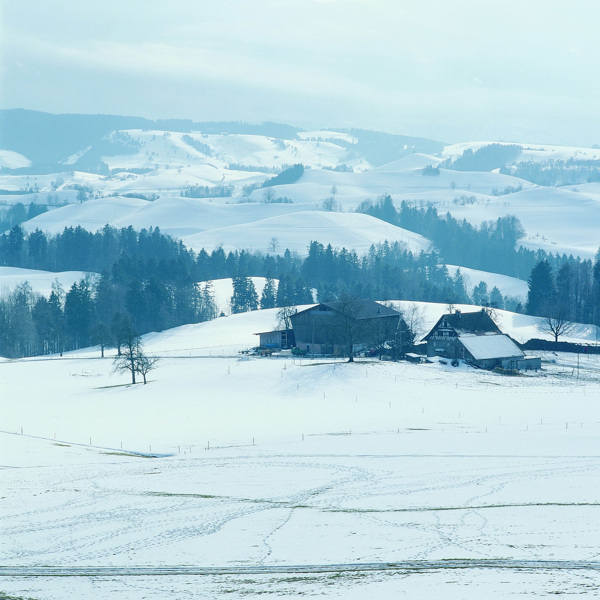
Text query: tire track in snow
2 560 600 577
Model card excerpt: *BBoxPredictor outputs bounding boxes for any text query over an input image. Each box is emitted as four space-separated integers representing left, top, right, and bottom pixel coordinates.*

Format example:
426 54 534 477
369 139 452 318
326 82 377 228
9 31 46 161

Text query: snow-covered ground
0 149 31 169
2 305 600 598
446 265 529 301
5 126 600 598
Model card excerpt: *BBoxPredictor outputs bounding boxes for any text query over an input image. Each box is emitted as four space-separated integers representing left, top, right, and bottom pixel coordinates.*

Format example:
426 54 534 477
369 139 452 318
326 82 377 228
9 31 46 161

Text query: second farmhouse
423 309 540 370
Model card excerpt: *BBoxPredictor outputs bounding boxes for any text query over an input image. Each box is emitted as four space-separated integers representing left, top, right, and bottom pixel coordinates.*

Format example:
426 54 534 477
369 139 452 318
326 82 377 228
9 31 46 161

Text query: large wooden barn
290 299 400 357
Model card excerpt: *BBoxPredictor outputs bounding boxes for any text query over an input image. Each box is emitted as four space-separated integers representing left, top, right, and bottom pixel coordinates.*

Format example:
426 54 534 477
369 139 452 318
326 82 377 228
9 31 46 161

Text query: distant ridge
0 109 444 174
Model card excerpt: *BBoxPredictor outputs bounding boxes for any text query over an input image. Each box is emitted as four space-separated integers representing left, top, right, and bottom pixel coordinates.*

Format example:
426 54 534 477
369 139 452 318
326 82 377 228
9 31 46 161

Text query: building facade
290 299 400 356
423 309 540 370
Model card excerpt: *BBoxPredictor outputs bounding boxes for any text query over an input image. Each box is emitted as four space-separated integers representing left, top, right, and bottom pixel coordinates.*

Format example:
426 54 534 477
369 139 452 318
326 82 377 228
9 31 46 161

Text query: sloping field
181 211 432 255
2 305 600 598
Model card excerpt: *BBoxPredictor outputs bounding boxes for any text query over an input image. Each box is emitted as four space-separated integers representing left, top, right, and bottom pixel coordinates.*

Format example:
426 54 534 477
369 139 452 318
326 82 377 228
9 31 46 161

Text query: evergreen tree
231 276 258 313
260 276 277 309
64 279 93 349
451 268 469 303
47 287 65 355
527 260 555 316
555 263 574 319
489 286 504 309
276 275 293 307
472 281 489 306
199 281 218 321
28 229 49 270
594 249 600 325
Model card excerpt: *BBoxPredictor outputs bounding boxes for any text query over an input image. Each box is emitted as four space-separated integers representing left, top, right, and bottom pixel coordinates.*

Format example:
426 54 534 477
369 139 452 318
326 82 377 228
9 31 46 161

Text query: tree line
440 144 522 172
526 256 600 337
2 213 600 358
501 159 600 186
356 195 580 280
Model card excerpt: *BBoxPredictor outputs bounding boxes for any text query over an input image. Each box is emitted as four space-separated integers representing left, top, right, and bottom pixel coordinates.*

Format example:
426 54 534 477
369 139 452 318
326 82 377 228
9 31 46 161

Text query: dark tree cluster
3 207 600 358
0 202 47 231
358 195 541 279
181 184 234 198
526 255 600 332
262 164 304 188
181 134 213 157
441 144 522 172
301 240 476 308
422 165 440 176
501 159 600 186
0 270 218 358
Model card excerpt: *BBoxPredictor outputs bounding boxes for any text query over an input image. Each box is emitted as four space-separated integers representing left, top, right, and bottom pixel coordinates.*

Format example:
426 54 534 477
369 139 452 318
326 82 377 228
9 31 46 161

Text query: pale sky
2 0 600 145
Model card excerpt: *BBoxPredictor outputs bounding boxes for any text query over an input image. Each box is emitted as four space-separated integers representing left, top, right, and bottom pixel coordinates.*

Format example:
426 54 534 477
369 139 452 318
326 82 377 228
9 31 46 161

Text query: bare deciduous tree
539 312 576 342
135 354 159 384
277 305 298 331
403 303 425 343
112 318 158 384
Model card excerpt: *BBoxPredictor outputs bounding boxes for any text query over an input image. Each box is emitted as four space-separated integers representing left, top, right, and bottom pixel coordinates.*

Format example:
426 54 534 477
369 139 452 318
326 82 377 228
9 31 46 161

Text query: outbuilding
254 329 295 350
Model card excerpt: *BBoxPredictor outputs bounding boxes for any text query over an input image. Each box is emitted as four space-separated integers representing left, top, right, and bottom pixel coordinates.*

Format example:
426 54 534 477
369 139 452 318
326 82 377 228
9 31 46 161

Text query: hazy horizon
2 0 600 147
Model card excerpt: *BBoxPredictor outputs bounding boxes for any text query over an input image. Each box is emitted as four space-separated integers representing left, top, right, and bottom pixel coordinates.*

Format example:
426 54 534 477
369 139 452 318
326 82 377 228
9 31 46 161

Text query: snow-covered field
445 266 528 301
2 306 600 599
4 128 600 598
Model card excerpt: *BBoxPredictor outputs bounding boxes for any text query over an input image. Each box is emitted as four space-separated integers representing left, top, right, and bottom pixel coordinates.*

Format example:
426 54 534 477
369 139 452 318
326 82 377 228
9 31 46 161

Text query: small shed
405 352 422 364
254 329 295 349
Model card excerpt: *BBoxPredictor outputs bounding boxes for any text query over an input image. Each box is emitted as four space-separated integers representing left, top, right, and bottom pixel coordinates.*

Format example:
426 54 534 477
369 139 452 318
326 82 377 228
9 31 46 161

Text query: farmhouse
423 309 540 370
290 299 400 357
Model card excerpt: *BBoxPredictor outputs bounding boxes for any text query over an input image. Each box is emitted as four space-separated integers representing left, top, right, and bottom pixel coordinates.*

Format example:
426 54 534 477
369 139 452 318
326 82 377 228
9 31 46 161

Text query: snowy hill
21 198 433 256
422 185 600 260
4 114 600 295
0 150 31 169
371 153 443 172
442 141 600 164
0 267 93 296
181 211 432 255
21 195 310 238
445 266 528 300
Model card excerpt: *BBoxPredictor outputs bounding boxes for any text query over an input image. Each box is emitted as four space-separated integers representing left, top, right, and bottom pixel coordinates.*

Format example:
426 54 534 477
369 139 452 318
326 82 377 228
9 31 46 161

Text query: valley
2 112 600 599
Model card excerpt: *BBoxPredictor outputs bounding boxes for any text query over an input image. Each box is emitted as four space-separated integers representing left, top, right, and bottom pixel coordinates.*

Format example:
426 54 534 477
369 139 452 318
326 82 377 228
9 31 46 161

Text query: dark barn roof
294 300 400 320
443 310 502 335
423 309 502 341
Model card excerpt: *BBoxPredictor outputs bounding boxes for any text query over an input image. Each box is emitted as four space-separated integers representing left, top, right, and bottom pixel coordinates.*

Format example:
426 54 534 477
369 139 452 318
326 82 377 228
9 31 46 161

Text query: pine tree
472 281 489 306
451 268 469 303
527 260 555 316
231 276 259 313
489 286 504 309
199 281 217 321
276 276 292 307
260 277 277 309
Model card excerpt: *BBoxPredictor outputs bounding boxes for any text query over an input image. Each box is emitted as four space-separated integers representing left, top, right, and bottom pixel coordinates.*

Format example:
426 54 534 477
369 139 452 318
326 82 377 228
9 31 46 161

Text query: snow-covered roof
459 334 524 361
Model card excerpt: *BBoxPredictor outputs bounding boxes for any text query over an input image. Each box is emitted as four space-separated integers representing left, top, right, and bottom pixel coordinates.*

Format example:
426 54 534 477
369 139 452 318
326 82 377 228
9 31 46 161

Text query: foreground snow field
2 307 600 599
